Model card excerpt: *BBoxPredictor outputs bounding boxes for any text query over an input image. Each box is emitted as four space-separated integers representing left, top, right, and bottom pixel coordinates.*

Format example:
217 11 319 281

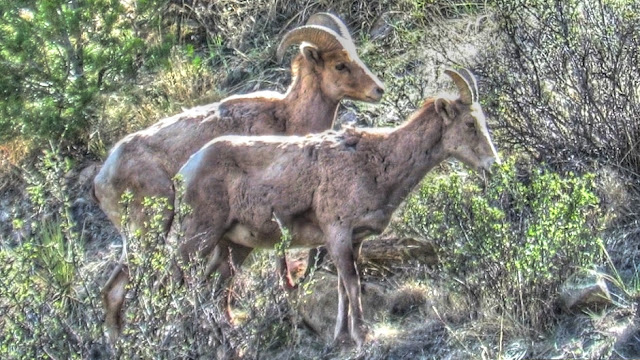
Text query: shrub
481 0 640 219
110 188 304 358
397 156 604 330
0 220 103 359
0 0 173 147
0 149 103 359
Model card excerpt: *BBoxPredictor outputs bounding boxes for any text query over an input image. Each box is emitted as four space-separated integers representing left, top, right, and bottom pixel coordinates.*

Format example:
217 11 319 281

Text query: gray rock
559 270 612 311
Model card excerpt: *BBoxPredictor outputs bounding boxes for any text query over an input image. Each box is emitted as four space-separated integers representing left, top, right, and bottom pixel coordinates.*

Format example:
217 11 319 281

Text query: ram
171 69 499 347
95 13 384 342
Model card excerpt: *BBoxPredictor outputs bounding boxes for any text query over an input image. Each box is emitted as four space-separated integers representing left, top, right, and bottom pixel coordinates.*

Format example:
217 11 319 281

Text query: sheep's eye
335 63 347 71
466 122 475 130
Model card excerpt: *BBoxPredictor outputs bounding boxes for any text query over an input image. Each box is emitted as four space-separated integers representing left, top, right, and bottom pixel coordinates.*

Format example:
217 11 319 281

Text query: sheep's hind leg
102 263 129 344
332 271 351 345
205 241 252 322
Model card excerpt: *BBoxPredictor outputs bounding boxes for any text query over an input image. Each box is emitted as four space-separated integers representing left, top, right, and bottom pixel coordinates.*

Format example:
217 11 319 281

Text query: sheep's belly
224 223 281 249
224 222 325 249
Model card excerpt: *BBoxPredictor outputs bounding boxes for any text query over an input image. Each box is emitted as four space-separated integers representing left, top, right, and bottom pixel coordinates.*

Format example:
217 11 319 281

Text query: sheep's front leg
334 271 349 343
301 247 327 282
325 225 367 347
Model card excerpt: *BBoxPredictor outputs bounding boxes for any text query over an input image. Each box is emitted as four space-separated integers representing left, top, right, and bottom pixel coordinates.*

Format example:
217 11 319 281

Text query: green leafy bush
481 0 640 220
397 157 604 329
0 221 101 359
0 148 307 358
0 149 101 359
0 0 173 147
111 191 302 358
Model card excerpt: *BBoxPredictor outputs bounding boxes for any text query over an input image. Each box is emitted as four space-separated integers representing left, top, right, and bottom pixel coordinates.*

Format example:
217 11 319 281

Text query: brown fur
171 70 499 347
96 18 384 343
94 52 383 231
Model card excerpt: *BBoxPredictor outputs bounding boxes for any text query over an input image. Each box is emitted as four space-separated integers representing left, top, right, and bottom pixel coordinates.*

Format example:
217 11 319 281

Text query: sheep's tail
90 182 100 204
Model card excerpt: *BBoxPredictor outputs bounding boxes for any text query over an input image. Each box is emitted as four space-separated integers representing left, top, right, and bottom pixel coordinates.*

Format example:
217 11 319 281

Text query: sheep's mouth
364 94 383 103
346 93 383 103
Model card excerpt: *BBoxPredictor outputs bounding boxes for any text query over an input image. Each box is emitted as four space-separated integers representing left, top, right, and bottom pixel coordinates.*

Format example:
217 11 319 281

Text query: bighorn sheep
94 13 384 342
170 69 499 347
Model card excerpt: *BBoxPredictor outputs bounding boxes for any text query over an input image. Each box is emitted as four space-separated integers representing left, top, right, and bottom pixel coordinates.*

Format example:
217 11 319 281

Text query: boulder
559 270 612 311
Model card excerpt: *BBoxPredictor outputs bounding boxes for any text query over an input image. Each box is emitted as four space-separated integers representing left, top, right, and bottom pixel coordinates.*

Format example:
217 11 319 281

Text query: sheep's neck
374 101 448 208
283 60 339 135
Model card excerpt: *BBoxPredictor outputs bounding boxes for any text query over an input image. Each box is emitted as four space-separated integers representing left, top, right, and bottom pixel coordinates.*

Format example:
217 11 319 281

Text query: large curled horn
458 68 479 103
444 69 474 104
305 12 353 44
276 25 345 63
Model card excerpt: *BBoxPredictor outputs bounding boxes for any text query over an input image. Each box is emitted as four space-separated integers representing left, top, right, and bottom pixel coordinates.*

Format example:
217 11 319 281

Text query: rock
77 162 101 189
370 13 392 41
0 210 8 223
614 317 640 358
559 270 612 311
336 110 359 128
389 284 429 317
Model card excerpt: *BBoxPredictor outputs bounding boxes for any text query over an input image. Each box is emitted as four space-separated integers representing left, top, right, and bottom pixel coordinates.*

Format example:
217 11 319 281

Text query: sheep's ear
302 44 323 66
435 98 455 125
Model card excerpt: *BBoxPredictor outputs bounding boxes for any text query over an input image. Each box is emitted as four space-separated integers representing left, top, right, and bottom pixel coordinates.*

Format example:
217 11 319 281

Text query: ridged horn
276 25 345 63
306 12 353 44
458 68 479 103
445 69 474 104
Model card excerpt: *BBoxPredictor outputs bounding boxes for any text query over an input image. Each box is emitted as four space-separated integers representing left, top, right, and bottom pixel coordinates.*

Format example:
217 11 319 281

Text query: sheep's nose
367 85 385 102
481 156 499 173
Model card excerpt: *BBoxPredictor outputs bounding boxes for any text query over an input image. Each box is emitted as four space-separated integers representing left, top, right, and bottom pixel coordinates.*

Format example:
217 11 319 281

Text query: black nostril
375 87 385 96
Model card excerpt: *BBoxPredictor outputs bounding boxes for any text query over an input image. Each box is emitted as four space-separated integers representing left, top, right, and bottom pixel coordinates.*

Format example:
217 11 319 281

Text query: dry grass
388 283 430 317
0 138 31 193
0 138 32 167
90 49 223 153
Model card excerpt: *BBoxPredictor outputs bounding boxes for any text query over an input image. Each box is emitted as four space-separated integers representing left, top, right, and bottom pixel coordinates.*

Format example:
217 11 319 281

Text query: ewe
171 69 499 347
95 13 384 342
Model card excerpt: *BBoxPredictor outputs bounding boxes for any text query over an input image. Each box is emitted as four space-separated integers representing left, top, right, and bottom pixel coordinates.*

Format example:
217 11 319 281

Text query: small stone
559 270 612 311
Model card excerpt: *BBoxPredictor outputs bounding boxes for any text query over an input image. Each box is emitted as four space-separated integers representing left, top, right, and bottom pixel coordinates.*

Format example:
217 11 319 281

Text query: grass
0 182 636 359
91 48 224 151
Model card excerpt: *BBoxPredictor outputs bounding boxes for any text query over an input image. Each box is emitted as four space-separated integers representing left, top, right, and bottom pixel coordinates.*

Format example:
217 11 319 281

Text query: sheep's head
277 13 385 103
436 69 500 173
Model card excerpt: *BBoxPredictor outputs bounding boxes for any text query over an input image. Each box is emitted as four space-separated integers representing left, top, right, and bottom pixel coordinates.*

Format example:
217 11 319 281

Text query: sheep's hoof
352 326 370 349
282 279 298 292
331 333 353 349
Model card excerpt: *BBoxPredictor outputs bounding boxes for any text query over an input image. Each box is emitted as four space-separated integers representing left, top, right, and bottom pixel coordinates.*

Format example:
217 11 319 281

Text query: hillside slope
1 1 639 359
